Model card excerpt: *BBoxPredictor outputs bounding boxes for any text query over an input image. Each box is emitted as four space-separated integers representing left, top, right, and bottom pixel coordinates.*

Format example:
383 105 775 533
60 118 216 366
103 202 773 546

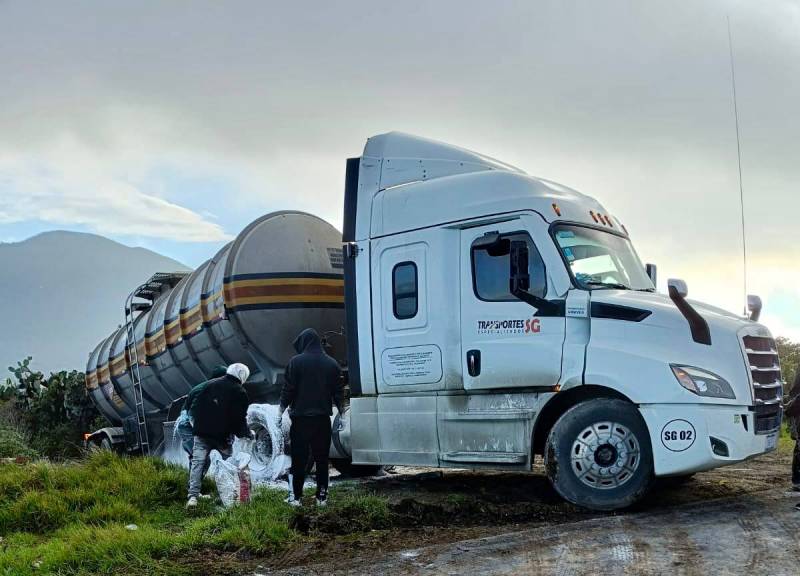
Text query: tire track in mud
663 525 705 576
774 506 800 549
523 522 657 576
737 515 769 572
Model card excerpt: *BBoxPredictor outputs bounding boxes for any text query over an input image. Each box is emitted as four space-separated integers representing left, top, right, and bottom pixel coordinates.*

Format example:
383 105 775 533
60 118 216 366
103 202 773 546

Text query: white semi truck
87 132 783 511
329 132 782 510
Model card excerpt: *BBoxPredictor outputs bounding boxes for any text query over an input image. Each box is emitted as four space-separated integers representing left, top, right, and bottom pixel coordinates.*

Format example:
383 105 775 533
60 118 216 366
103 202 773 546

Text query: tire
252 424 315 474
330 458 383 477
88 436 115 453
544 398 653 511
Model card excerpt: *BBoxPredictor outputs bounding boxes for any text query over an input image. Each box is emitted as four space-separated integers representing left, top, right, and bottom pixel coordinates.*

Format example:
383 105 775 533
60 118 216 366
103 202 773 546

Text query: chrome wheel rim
570 421 640 489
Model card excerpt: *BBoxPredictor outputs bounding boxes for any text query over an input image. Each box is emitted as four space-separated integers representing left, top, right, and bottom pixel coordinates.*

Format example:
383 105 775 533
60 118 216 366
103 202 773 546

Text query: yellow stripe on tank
145 328 166 357
226 278 343 288
228 294 345 306
109 353 127 377
201 290 223 304
223 277 345 309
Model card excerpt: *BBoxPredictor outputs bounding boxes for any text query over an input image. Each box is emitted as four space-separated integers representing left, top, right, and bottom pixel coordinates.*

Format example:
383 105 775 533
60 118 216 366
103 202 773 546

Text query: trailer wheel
331 458 383 477
87 435 115 453
544 398 653 511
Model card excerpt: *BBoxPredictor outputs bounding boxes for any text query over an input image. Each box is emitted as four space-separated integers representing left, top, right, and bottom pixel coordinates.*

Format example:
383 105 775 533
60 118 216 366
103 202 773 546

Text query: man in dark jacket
279 328 344 507
178 365 229 463
784 370 800 495
186 363 252 508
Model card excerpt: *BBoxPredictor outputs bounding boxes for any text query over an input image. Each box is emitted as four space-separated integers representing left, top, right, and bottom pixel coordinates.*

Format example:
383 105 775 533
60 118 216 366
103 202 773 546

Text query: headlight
671 365 735 400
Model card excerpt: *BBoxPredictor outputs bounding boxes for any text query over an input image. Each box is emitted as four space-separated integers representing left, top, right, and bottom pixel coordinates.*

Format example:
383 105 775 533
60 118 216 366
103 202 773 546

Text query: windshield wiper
635 288 656 293
584 281 630 290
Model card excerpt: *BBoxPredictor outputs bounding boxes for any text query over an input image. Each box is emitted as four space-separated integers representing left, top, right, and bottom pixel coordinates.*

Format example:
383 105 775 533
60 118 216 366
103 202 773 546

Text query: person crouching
186 363 252 508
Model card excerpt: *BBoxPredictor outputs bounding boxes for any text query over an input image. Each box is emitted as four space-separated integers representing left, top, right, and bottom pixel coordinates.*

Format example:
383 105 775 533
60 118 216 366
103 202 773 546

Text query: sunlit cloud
0 130 232 243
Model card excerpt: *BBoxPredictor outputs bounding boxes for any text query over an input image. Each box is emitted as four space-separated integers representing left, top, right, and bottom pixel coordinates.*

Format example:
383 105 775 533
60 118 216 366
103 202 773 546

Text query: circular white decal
661 419 696 452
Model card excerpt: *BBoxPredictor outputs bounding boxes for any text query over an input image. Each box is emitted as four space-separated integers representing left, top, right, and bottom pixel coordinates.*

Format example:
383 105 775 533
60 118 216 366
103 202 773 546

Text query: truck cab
337 132 783 510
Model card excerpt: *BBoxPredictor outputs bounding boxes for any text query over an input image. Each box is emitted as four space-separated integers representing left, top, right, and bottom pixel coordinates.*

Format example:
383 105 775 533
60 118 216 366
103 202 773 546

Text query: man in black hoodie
279 328 344 507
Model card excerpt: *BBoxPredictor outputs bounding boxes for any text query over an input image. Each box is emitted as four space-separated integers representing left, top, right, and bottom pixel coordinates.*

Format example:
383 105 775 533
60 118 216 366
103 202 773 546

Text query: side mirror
473 231 506 254
645 263 657 287
747 294 762 322
667 278 688 299
506 238 557 315
509 240 530 293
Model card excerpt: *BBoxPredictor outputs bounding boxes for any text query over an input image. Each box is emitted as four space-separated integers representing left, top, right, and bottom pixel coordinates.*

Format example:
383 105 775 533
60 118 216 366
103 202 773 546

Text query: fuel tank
86 211 347 442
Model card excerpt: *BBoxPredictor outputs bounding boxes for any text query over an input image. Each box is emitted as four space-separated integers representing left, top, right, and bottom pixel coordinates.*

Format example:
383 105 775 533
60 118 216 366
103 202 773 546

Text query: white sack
209 451 252 507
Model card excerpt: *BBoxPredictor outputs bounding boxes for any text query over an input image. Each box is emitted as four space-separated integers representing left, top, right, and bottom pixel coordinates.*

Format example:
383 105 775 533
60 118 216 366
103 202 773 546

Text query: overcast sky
1 0 798 339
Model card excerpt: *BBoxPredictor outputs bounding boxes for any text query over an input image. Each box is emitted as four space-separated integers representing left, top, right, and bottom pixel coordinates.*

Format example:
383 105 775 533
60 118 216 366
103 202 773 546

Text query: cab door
460 218 565 390
369 228 457 466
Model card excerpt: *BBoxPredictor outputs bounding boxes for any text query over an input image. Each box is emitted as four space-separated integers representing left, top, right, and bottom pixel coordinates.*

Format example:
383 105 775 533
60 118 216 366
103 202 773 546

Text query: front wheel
544 398 653 511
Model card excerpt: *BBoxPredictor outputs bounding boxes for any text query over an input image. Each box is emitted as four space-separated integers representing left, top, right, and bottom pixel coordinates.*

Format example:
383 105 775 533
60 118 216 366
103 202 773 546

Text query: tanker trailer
85 211 347 456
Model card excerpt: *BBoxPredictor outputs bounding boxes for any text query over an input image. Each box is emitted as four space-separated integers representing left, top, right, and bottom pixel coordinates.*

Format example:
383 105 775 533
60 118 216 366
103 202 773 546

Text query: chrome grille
742 335 783 407
755 410 782 434
741 334 783 435
742 335 775 352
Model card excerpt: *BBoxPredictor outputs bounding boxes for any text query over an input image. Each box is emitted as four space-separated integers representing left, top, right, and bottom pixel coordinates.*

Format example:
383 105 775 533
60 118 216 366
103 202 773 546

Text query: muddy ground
280 489 800 575
255 447 793 574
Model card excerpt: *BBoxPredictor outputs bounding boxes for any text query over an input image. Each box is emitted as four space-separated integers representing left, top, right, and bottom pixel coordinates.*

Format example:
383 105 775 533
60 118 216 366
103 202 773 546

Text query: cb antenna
727 15 748 315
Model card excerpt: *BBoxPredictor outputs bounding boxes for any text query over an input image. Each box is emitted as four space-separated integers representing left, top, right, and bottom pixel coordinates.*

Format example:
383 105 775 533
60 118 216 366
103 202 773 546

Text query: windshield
552 225 654 291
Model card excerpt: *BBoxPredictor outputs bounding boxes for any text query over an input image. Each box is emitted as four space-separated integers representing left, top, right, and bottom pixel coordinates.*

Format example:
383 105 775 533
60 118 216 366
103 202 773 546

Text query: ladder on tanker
124 272 189 456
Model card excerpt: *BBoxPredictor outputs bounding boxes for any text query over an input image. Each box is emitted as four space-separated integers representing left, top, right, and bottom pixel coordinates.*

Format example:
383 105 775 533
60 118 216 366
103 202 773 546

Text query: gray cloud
0 0 798 333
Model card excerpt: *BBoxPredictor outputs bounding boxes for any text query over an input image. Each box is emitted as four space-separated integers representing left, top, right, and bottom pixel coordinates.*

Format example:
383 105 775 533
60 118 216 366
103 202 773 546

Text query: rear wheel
544 398 653 511
88 435 116 453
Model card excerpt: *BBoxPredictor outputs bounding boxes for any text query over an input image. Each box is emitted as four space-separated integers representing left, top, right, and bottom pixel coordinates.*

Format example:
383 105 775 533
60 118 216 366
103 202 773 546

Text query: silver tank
86 211 346 428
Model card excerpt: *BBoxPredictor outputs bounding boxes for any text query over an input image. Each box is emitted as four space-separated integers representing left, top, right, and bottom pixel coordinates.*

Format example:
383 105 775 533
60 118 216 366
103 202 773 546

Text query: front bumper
640 403 781 477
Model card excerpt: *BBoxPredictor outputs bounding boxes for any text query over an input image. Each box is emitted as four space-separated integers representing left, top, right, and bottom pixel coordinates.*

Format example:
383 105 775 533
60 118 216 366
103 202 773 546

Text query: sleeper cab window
472 232 546 301
392 261 418 319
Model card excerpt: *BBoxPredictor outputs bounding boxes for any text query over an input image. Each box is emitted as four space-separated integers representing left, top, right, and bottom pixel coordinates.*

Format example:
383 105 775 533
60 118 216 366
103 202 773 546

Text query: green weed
0 426 37 459
0 452 391 576
292 487 393 535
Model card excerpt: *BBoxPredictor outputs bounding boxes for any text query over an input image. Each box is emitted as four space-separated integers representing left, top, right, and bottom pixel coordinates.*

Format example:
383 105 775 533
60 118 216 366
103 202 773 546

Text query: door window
392 261 418 319
472 233 546 301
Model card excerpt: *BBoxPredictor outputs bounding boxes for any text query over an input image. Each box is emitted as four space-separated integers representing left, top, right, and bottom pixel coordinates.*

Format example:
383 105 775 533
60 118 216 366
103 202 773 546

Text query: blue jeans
176 418 195 462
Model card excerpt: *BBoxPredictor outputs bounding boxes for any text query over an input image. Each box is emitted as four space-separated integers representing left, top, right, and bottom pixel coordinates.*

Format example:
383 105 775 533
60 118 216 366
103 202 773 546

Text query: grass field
1 425 795 575
0 451 389 576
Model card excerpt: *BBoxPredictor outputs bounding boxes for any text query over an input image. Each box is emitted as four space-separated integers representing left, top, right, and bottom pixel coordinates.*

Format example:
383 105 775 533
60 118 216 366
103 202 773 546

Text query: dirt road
274 489 800 575
262 448 798 575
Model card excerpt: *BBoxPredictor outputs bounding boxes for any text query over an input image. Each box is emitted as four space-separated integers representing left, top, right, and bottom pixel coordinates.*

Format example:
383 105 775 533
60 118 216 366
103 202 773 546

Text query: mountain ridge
0 230 191 376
